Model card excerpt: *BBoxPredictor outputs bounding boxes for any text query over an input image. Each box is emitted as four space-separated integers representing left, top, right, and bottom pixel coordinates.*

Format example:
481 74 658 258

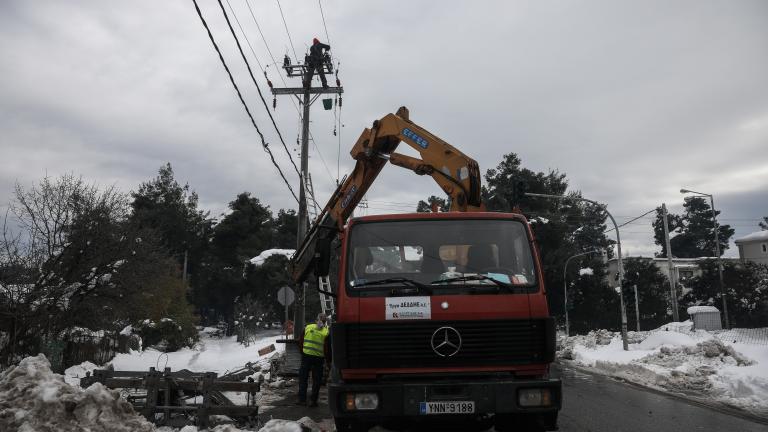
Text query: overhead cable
275 0 299 61
244 0 336 188
318 0 332 46
217 0 300 177
190 0 299 203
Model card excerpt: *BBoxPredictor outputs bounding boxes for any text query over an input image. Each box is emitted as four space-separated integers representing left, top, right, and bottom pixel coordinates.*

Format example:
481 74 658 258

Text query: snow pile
64 360 99 386
559 324 768 415
109 330 285 377
0 354 153 432
249 249 295 267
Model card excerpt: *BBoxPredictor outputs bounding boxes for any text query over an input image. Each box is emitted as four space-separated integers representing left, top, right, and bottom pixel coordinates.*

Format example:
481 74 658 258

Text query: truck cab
328 211 561 431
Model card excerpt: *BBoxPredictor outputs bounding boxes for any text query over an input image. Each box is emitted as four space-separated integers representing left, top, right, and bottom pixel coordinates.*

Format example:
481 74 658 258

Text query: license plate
419 401 475 415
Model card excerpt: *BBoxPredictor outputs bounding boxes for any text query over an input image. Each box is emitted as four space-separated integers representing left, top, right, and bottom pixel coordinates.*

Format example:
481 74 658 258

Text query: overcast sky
1 0 766 257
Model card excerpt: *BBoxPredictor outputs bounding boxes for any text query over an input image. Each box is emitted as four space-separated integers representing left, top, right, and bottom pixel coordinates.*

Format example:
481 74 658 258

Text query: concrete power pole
662 203 680 321
272 55 343 333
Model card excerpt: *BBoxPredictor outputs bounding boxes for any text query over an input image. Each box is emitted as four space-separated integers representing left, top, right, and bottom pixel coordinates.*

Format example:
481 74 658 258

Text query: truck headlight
345 392 379 411
518 388 552 407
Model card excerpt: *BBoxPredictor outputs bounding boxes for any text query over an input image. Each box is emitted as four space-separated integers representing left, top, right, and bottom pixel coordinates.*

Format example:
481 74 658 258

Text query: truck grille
341 319 553 369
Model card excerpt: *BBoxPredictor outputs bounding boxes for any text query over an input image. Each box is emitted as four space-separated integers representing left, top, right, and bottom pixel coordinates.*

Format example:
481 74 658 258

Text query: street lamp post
526 192 629 351
680 188 730 329
563 249 601 336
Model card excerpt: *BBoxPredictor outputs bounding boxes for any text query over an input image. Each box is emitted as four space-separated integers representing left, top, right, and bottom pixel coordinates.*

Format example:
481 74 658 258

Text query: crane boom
290 106 485 283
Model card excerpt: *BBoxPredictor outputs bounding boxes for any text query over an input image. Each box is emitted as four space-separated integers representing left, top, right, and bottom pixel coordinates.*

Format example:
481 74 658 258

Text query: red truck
291 108 561 431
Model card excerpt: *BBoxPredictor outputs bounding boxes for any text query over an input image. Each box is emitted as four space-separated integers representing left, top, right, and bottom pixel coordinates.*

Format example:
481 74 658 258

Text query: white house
734 230 768 265
604 256 739 287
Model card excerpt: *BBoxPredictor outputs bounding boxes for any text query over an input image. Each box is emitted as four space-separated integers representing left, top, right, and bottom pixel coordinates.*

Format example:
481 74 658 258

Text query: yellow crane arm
290 106 485 283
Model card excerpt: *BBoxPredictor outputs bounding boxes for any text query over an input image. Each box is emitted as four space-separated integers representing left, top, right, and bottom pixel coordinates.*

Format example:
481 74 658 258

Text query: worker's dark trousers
303 62 327 88
298 353 324 402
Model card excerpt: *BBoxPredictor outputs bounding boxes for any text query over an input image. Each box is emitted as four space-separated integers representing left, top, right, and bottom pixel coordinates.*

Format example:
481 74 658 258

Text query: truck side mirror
314 237 332 277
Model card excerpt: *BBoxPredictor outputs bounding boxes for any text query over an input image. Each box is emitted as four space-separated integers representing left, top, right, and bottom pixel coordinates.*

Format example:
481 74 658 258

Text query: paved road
554 364 767 432
260 364 767 431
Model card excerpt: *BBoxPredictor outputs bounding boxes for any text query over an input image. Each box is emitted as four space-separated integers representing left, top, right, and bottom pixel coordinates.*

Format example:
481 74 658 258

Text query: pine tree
482 153 613 331
652 197 734 258
621 258 674 330
416 195 449 212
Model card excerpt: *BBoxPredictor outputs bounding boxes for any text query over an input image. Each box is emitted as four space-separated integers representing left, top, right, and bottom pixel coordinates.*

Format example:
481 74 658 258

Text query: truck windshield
346 219 537 293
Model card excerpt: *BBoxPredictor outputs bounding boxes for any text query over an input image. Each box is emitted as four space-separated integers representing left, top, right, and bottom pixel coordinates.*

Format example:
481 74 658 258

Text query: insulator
338 96 342 107
272 97 276 110
336 78 341 87
267 79 273 89
333 127 337 136
264 71 268 79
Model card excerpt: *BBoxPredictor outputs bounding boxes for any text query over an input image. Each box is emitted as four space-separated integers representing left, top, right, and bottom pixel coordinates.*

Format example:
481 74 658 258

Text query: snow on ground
109 330 285 376
249 249 295 267
0 354 154 431
559 322 768 415
64 360 99 386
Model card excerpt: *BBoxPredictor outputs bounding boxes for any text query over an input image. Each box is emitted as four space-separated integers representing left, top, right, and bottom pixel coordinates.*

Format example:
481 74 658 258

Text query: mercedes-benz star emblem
430 326 462 357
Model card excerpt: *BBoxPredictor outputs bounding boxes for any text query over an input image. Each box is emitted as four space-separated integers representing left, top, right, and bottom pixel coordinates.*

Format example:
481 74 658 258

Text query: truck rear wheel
334 418 372 432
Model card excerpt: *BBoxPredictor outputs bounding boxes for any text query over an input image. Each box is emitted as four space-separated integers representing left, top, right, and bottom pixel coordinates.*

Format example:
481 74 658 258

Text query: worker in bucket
297 313 330 406
303 37 330 89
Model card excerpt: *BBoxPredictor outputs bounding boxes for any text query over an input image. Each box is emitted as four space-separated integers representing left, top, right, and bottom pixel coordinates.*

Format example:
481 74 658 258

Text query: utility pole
272 54 343 334
526 192 629 351
633 284 640 331
661 203 679 321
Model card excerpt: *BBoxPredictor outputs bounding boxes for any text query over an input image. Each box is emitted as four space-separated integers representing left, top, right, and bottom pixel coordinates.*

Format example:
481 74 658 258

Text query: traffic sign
277 286 295 306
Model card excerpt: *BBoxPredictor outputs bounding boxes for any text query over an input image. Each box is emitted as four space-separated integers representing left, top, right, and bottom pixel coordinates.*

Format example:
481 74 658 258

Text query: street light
680 188 730 329
563 249 602 336
526 192 629 351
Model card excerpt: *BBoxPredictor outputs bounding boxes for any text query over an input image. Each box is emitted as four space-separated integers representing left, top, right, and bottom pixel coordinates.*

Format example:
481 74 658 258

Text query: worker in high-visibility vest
297 313 329 406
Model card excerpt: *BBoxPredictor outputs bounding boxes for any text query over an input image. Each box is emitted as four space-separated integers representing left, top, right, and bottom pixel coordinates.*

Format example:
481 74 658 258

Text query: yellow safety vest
302 323 329 357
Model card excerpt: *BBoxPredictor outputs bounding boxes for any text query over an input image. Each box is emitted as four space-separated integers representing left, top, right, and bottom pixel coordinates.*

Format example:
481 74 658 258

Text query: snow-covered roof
249 249 295 266
734 230 768 244
686 305 719 315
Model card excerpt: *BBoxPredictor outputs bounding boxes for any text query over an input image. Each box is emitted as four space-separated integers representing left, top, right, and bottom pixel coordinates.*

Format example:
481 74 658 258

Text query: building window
679 270 694 280
763 243 767 253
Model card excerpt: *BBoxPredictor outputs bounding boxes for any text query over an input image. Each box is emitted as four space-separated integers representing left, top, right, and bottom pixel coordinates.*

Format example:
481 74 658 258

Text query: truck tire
334 418 372 432
494 414 547 432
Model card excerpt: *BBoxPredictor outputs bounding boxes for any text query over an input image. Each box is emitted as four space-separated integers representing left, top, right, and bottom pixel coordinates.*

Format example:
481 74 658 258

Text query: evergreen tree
416 196 449 212
652 197 734 258
482 153 613 331
760 216 768 230
621 258 673 330
210 193 273 265
272 209 298 248
682 260 768 327
129 163 213 273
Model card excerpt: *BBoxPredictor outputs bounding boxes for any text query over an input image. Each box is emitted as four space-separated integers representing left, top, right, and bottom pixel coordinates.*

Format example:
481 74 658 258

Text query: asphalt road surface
261 364 768 431
554 365 767 432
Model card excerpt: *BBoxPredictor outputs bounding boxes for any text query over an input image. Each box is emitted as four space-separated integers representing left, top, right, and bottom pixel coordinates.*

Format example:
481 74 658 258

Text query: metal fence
35 333 138 372
661 324 768 346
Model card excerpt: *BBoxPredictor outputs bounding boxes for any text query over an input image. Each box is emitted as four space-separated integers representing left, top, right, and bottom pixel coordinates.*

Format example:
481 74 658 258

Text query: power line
224 0 265 74
217 0 300 178
318 0 331 45
275 0 299 61
605 208 657 233
243 0 337 189
190 0 298 203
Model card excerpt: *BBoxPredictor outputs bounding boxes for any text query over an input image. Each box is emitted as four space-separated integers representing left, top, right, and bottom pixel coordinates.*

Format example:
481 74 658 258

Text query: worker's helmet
313 37 320 45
